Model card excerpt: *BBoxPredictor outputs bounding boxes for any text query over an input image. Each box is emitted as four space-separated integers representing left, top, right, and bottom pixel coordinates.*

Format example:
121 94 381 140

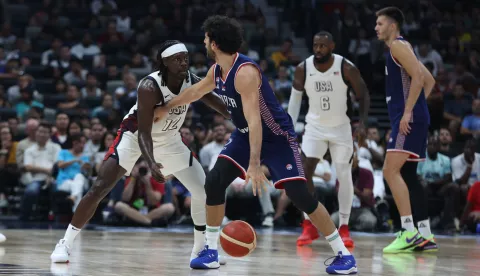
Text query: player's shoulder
189 71 202 84
391 39 412 52
236 63 260 79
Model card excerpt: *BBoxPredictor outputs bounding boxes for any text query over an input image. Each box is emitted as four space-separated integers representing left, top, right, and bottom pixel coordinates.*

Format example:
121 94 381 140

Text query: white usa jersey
304 54 351 127
121 70 198 143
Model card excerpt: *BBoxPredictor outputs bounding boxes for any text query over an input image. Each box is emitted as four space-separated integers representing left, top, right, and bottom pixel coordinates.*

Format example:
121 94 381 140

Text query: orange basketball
220 220 257 257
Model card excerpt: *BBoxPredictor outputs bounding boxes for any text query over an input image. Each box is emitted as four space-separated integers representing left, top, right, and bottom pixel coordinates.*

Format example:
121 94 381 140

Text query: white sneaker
50 239 70 263
262 216 274 227
0 233 6 243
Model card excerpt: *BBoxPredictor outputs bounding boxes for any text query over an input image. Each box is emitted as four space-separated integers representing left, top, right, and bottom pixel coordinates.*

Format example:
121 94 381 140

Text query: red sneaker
296 220 320 246
339 225 354 247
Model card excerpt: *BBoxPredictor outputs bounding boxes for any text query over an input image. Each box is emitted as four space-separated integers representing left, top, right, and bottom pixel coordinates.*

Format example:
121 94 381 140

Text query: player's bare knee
114 201 127 213
284 180 318 215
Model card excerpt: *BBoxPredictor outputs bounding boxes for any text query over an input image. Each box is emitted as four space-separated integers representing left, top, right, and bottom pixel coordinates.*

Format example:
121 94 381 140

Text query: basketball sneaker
0 233 6 243
413 234 438 252
297 220 320 246
190 250 227 265
383 229 423 253
190 246 220 269
338 225 354 247
50 239 70 263
325 252 358 275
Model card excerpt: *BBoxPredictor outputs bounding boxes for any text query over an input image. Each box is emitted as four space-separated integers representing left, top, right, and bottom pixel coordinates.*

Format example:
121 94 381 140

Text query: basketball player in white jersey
288 32 370 247
51 40 229 265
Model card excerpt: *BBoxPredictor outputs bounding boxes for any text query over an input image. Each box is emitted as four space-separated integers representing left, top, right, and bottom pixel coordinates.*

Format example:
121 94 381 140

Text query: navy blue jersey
213 53 296 139
385 37 430 125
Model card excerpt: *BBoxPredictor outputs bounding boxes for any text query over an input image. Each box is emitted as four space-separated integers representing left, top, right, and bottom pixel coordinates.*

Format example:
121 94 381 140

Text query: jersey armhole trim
303 59 307 88
389 51 402 67
211 64 217 84
340 58 350 87
145 76 164 106
234 62 262 94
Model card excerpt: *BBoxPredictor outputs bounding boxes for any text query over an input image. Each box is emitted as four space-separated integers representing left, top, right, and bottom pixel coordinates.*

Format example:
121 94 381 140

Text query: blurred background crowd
0 0 479 235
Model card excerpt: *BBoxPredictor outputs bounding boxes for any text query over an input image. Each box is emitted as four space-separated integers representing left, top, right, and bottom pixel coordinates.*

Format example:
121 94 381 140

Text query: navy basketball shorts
387 121 428 161
218 130 306 189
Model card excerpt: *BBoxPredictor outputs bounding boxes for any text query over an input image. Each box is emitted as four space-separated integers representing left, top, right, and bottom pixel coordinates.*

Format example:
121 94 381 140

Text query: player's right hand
149 163 165 182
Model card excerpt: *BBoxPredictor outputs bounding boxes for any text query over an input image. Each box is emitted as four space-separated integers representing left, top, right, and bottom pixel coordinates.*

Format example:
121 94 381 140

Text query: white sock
326 229 350 256
339 212 350 227
417 219 432 237
205 225 220 250
401 215 415 232
336 163 353 226
303 212 310 220
193 227 206 254
63 224 81 248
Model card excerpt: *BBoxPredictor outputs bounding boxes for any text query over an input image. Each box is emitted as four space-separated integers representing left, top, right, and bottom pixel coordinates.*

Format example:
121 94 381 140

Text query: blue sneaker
325 252 358 275
190 246 220 269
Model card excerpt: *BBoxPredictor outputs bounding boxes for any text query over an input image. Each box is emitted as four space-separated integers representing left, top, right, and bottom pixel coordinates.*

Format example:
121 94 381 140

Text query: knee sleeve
401 162 429 222
205 157 243 206
284 180 319 214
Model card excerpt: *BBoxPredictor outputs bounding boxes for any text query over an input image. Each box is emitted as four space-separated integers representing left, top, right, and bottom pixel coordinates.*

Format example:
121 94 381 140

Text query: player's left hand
399 112 412 135
245 164 271 197
154 105 169 123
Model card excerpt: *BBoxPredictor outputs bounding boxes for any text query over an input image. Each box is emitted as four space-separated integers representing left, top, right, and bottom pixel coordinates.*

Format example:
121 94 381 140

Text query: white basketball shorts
301 122 354 164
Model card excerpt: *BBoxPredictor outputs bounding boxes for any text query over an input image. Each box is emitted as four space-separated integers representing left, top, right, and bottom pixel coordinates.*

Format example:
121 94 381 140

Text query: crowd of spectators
0 0 479 234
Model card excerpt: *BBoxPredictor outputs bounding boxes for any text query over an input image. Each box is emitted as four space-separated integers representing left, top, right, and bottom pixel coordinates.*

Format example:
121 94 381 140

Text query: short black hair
156 40 190 86
314 31 334 41
70 133 84 143
202 15 243 55
376 7 405 29
38 122 52 132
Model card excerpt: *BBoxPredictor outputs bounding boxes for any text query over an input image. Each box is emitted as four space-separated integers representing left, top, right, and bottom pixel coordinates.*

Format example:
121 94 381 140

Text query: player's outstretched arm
343 60 370 127
236 65 263 166
287 61 305 126
236 64 269 196
164 66 216 110
390 40 425 114
190 73 231 119
137 78 165 181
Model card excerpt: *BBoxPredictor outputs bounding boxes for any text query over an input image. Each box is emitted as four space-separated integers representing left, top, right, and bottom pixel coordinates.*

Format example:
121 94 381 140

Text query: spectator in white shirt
452 140 480 206
81 74 102 99
91 0 117 15
16 118 39 171
199 124 227 171
41 38 63 66
84 122 104 159
116 10 131 34
20 123 61 220
63 59 88 86
49 46 72 78
71 33 101 60
415 42 444 77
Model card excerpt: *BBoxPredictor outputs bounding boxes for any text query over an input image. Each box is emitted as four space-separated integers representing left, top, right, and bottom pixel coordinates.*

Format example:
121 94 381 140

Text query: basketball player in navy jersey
155 16 357 274
375 7 438 253
288 31 370 248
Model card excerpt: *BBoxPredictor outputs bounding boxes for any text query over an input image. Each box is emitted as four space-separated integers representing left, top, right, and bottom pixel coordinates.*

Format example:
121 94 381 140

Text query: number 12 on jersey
162 117 181 131
320 96 330 111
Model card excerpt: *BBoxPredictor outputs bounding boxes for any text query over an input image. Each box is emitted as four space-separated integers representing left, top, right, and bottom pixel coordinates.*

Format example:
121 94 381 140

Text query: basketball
220 220 257 257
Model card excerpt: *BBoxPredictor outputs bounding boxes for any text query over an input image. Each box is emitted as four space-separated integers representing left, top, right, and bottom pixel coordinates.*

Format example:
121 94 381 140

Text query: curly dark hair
202 15 243 55
156 40 190 86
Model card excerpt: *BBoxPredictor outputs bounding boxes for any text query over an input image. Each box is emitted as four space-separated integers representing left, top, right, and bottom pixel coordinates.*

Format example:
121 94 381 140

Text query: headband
161 43 188 58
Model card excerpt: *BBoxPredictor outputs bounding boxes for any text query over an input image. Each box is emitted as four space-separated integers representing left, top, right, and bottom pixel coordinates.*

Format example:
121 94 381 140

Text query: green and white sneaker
383 229 423 253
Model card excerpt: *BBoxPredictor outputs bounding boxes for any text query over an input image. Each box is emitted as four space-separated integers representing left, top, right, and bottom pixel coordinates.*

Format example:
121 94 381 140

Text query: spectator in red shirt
331 153 377 232
460 181 480 233
114 159 174 226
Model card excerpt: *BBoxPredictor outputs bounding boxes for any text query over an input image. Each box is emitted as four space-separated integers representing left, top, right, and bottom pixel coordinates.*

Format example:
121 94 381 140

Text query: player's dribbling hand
245 164 271 197
153 106 170 123
149 163 165 182
399 112 412 135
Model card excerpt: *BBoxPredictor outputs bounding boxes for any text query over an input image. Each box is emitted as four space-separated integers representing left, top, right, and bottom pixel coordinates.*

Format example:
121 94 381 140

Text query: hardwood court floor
0 228 478 275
